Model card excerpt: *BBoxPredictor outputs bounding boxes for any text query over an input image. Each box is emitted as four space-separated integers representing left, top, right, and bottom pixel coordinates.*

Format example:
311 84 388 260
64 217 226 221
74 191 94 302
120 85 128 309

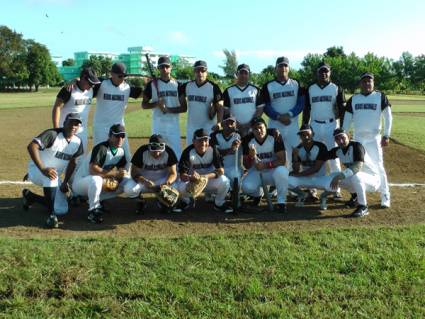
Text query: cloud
167 31 189 44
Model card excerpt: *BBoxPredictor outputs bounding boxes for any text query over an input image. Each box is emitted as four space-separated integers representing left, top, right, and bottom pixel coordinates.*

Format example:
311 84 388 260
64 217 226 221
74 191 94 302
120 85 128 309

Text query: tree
82 55 112 77
324 46 346 58
62 58 75 66
25 40 55 91
171 57 192 80
220 49 238 79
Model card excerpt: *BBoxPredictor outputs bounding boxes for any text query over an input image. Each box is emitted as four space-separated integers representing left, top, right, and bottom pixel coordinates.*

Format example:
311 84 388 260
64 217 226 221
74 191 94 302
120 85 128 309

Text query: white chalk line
1 180 425 187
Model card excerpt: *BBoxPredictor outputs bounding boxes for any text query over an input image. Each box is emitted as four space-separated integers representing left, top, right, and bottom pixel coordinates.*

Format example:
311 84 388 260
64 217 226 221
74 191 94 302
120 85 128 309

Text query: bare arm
52 98 64 128
164 165 178 185
27 141 57 180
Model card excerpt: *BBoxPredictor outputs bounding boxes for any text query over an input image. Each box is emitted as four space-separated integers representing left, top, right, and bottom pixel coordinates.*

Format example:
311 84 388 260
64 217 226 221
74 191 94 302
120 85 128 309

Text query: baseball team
22 55 392 228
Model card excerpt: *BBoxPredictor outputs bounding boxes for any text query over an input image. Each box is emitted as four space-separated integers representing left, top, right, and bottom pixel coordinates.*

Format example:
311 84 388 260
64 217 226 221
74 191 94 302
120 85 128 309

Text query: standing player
241 117 289 212
303 62 345 180
52 67 100 151
142 56 186 158
23 113 84 228
328 129 381 217
222 63 264 137
179 60 223 146
262 56 305 170
92 62 143 166
177 128 233 213
343 72 392 208
124 134 180 213
210 114 242 186
72 124 130 223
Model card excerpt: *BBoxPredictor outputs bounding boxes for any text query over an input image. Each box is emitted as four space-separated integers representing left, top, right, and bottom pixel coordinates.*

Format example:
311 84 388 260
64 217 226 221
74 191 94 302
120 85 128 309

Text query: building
58 46 195 81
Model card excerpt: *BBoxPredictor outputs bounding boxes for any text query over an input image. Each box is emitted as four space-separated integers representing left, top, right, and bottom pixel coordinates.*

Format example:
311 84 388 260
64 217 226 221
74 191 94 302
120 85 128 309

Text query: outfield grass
392 115 425 152
0 225 423 318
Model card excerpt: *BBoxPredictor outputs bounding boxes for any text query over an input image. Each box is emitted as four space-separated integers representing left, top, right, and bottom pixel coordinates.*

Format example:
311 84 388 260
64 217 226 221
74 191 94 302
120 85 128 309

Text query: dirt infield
1 106 424 238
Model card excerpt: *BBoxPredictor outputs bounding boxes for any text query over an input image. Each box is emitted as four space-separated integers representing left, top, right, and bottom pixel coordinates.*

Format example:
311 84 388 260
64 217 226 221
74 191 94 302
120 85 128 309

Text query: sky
2 0 425 74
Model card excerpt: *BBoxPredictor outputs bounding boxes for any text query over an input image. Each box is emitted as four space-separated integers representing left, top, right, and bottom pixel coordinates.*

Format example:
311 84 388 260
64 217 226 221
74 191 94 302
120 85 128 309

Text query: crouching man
72 124 130 223
124 134 181 213
177 128 233 213
23 113 84 228
328 129 381 217
241 117 289 213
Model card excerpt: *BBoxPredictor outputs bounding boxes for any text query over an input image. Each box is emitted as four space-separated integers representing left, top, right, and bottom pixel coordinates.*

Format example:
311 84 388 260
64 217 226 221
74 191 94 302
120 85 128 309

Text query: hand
42 167 57 180
211 123 221 132
66 79 77 92
272 129 281 140
254 162 265 171
191 171 201 182
231 139 241 152
157 98 167 113
381 136 390 147
207 103 216 120
59 182 69 193
278 113 291 126
143 178 156 189
330 174 343 190
248 144 257 159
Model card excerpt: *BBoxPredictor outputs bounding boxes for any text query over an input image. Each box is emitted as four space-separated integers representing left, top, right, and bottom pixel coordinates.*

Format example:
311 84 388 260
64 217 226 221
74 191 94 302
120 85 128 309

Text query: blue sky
2 0 424 74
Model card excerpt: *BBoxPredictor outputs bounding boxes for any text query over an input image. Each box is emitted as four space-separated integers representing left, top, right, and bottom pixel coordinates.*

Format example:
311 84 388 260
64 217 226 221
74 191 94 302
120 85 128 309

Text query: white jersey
31 128 83 173
57 83 93 133
241 129 285 166
294 141 328 176
93 79 142 128
180 79 222 130
223 84 264 125
131 144 178 180
179 144 223 176
74 141 127 179
345 91 390 136
210 130 242 170
262 78 300 115
304 82 345 122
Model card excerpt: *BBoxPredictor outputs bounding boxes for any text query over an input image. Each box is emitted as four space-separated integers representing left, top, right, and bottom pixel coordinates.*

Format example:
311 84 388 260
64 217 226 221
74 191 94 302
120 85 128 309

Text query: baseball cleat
214 203 234 214
295 192 306 207
348 205 369 218
380 193 391 208
320 197 328 210
333 191 343 200
250 196 262 207
136 200 147 214
276 203 287 214
88 208 104 224
176 197 194 211
22 189 32 211
345 193 358 208
46 214 59 228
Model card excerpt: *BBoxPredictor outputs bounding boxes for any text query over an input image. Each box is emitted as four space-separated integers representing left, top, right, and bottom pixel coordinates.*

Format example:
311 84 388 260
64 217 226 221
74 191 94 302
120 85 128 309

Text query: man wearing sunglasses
72 124 131 223
52 67 100 152
92 62 143 167
177 128 233 213
142 56 186 158
179 60 223 146
124 134 180 213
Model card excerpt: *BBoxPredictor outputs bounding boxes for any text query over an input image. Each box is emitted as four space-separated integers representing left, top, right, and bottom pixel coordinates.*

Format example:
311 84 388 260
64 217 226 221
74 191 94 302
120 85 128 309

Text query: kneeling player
124 134 180 213
177 128 233 213
241 117 289 213
72 124 130 223
23 113 84 228
328 129 380 217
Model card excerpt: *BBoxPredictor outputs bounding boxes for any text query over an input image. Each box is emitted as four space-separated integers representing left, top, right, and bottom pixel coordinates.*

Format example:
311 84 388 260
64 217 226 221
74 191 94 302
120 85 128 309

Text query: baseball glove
186 175 208 198
102 177 120 192
156 185 179 208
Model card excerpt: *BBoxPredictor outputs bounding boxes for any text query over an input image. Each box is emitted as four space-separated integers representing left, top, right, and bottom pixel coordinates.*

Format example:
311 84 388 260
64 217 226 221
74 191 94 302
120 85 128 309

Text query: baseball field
0 89 424 317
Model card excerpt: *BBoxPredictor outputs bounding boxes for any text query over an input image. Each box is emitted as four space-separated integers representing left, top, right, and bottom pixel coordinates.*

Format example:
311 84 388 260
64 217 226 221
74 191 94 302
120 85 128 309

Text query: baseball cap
275 56 289 66
317 62 331 71
64 112 82 124
360 72 374 80
298 124 313 134
223 113 236 122
158 56 171 67
193 60 208 69
193 128 210 140
109 124 126 136
148 134 166 151
333 128 347 137
111 62 127 75
237 63 250 73
250 116 266 127
80 67 101 85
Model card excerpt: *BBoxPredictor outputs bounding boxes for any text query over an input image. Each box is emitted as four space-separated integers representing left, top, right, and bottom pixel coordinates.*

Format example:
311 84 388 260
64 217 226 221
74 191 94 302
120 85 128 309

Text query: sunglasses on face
195 68 207 73
159 65 171 69
113 133 126 139
148 142 166 152
117 74 127 79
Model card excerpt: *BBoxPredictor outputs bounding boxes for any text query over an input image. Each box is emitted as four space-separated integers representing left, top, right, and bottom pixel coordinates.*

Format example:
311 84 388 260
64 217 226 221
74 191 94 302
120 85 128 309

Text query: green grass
391 115 425 152
0 88 59 109
0 225 423 318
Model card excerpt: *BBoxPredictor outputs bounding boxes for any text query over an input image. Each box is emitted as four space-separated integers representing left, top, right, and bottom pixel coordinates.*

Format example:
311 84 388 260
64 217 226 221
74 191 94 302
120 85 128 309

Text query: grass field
0 89 424 318
0 225 424 318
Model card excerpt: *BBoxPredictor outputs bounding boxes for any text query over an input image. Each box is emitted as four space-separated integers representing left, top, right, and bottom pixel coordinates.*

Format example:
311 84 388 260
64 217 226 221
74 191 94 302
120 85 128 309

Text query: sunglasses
195 68 207 73
113 133 126 139
158 65 171 69
117 74 127 79
148 142 166 152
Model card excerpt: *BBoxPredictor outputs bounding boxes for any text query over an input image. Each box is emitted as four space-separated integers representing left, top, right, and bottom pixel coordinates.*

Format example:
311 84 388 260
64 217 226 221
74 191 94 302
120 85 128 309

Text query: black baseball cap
250 116 266 127
109 124 126 136
149 134 166 151
158 56 171 67
360 72 374 80
80 67 101 85
193 128 210 140
237 63 250 73
276 56 289 66
333 128 347 137
64 112 82 124
223 113 236 122
194 60 207 69
111 62 127 75
317 62 331 71
298 124 313 134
